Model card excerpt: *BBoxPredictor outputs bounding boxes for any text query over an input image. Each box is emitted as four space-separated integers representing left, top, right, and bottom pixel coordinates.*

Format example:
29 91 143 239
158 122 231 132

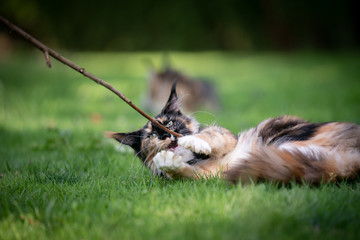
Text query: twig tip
44 50 51 68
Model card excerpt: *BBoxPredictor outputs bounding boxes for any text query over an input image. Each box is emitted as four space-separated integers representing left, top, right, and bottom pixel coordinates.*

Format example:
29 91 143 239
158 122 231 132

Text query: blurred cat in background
142 57 221 113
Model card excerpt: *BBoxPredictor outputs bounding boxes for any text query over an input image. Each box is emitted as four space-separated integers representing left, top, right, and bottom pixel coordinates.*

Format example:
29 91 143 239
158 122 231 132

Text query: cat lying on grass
107 83 360 184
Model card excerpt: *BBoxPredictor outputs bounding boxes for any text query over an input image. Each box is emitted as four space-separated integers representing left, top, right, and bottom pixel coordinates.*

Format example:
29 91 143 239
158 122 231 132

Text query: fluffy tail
224 146 342 184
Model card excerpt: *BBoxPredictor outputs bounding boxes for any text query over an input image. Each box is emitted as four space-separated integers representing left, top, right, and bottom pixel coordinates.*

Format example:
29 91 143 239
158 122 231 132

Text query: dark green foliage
0 0 358 51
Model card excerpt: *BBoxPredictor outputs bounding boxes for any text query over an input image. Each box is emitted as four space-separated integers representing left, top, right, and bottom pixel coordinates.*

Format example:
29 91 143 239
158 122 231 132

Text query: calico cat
142 60 220 113
107 83 360 184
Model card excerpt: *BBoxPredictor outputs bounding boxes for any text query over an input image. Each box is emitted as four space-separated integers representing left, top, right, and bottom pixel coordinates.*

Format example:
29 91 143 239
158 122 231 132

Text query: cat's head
107 82 200 173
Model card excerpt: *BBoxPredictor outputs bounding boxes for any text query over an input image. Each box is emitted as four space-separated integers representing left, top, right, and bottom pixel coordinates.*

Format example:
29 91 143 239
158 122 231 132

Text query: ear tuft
105 130 143 152
161 81 181 115
104 131 117 138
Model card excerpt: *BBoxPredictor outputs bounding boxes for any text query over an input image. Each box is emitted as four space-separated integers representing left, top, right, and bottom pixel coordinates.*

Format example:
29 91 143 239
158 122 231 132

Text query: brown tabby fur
108 83 360 184
143 62 220 113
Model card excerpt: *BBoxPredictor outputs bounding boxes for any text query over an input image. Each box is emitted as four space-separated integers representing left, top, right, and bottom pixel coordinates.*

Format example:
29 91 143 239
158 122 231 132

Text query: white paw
153 150 185 172
178 136 211 155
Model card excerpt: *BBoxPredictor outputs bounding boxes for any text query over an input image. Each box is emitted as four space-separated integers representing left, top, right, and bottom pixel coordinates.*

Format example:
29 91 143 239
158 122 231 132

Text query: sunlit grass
0 51 360 239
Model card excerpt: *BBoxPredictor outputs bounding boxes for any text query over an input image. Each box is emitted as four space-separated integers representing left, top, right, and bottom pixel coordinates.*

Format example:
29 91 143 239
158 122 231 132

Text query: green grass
1 51 360 240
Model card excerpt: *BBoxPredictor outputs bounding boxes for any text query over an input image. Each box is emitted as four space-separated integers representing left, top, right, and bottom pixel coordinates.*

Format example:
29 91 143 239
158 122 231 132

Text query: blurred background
1 0 359 52
0 0 360 131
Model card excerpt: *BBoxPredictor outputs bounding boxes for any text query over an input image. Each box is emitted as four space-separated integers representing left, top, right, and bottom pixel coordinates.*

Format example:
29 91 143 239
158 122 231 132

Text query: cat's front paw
153 150 185 172
178 136 211 155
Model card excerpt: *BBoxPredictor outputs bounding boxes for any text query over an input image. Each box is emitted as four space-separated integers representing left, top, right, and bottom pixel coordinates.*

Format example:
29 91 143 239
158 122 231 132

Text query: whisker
187 110 217 119
144 149 155 165
135 144 153 159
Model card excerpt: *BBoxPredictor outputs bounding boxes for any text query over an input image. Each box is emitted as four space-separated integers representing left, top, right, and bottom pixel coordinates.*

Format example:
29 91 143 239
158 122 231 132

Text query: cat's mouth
167 140 178 151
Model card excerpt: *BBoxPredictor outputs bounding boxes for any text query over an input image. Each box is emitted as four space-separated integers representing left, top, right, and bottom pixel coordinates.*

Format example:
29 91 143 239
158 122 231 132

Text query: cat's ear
105 130 143 152
161 81 181 115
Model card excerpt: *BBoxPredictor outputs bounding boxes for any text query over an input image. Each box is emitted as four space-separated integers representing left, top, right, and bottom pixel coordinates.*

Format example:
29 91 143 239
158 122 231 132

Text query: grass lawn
1 51 360 240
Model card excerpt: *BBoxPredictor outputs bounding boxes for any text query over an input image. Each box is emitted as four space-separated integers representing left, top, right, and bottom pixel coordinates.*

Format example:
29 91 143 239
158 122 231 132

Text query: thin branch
0 16 182 138
44 50 51 68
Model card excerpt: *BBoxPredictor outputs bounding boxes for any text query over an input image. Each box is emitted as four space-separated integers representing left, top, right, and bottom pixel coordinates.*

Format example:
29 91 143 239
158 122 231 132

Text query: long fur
224 120 360 184
109 85 360 184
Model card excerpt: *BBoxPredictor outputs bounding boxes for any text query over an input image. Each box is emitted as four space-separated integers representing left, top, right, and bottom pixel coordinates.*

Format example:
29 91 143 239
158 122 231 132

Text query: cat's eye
150 133 157 138
166 121 173 127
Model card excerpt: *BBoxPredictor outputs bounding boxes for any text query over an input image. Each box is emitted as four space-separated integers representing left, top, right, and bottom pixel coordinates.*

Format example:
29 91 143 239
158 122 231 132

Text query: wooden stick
0 16 182 138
